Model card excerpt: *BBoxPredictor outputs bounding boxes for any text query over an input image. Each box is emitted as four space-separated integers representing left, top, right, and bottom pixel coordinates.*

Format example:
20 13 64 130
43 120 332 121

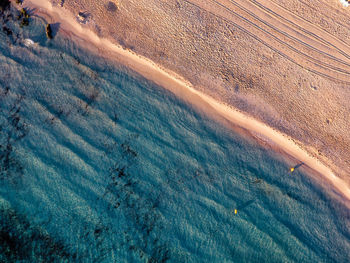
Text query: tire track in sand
183 0 350 84
206 0 350 79
224 0 350 74
249 0 350 62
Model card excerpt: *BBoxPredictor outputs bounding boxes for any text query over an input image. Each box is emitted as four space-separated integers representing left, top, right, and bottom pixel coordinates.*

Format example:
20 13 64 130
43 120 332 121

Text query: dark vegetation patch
17 8 30 27
41 82 101 124
0 204 76 262
106 1 118 12
76 84 100 116
99 136 171 262
41 67 101 124
0 0 10 13
0 1 30 43
0 87 28 183
73 219 116 262
0 0 13 38
121 141 138 158
2 25 11 35
104 165 171 262
63 131 172 261
44 103 70 125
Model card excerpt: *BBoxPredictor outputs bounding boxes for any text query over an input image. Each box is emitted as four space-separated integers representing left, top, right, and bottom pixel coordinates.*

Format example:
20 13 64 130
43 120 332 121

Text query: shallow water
0 7 349 263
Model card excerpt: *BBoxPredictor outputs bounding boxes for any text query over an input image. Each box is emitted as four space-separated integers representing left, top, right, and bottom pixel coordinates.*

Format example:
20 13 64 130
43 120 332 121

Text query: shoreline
17 0 350 204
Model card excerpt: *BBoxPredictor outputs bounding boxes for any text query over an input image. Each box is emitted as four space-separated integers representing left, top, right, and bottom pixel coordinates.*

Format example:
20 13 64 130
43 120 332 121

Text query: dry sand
16 0 350 203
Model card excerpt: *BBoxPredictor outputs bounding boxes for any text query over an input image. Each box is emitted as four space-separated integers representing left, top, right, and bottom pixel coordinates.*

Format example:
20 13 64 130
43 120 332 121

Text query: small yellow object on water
290 167 295 172
234 209 238 215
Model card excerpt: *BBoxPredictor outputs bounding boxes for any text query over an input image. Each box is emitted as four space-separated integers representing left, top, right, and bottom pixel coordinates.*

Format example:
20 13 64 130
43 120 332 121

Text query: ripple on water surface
0 8 349 263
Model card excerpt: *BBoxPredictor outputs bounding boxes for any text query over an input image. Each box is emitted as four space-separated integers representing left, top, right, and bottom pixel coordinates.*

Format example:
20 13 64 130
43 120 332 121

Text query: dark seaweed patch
121 141 137 158
17 8 30 27
0 204 76 262
72 73 100 116
0 90 28 183
0 0 11 30
43 83 100 123
81 86 100 114
99 141 171 262
44 105 67 124
74 221 115 262
0 0 10 13
0 1 22 44
2 25 11 35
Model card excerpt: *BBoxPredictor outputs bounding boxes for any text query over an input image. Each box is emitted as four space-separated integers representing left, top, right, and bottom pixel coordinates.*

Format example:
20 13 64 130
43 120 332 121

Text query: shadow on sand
49 22 60 38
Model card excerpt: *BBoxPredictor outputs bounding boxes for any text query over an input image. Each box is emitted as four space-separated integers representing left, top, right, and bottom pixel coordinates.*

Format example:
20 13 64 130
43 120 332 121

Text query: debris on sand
77 11 91 24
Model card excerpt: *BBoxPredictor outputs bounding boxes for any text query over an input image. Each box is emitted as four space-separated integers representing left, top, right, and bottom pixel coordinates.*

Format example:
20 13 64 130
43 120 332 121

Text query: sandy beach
38 1 350 184
15 0 350 204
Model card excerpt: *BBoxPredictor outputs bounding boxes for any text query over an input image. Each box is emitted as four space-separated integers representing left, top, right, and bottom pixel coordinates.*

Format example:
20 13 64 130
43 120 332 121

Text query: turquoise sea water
1 6 350 263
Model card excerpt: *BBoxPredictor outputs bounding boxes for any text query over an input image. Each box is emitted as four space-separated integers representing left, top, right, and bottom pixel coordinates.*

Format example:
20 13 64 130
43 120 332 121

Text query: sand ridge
15 0 350 205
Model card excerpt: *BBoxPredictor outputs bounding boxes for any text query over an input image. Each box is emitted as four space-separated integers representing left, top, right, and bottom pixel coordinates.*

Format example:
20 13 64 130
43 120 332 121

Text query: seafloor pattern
0 4 349 262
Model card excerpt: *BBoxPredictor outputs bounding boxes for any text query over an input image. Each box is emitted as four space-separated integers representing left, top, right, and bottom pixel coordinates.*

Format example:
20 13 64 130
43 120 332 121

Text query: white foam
339 0 349 7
